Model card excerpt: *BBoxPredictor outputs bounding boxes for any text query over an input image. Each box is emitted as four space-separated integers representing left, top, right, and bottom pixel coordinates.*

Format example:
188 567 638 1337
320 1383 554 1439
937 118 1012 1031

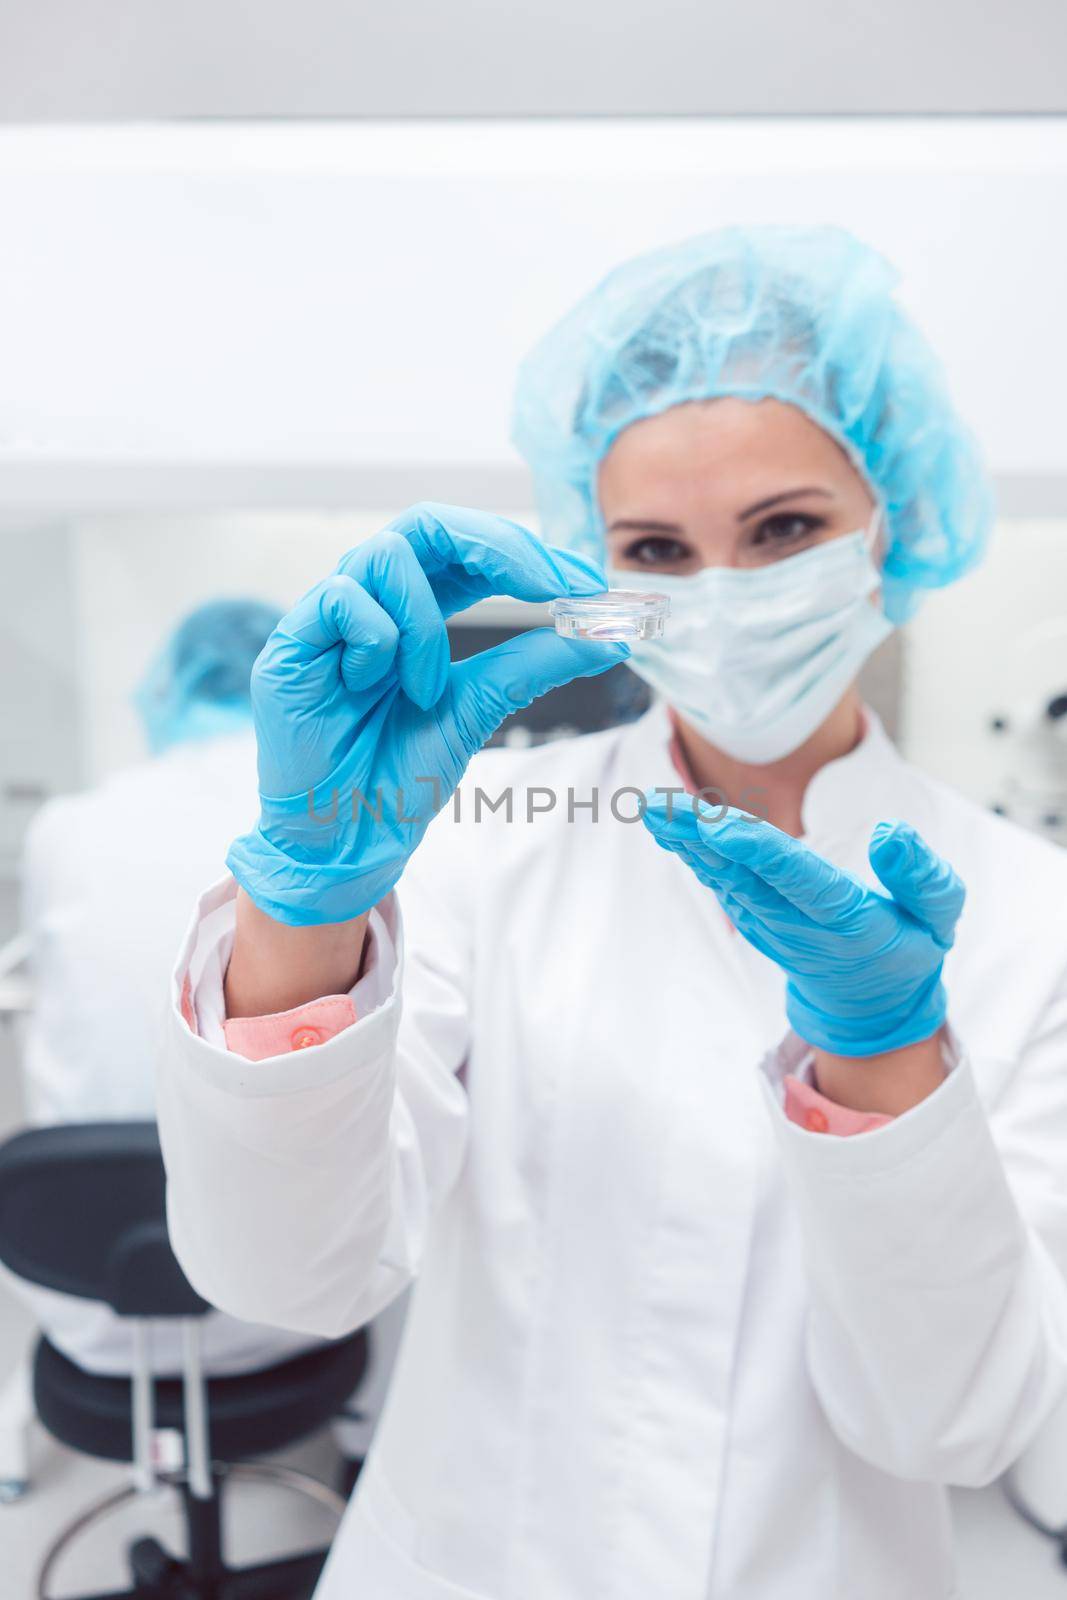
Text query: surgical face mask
606 520 892 765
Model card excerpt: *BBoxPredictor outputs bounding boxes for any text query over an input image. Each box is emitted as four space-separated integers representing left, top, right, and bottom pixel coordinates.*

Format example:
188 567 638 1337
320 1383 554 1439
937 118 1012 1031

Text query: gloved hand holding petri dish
550 590 669 642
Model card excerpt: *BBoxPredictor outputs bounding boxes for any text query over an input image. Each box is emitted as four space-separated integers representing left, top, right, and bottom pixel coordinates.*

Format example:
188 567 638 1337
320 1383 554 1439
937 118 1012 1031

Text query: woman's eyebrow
608 489 834 535
607 518 685 535
737 487 833 520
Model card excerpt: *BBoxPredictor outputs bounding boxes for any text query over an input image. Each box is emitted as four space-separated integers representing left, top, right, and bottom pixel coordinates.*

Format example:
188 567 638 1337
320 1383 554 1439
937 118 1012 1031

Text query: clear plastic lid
549 590 669 642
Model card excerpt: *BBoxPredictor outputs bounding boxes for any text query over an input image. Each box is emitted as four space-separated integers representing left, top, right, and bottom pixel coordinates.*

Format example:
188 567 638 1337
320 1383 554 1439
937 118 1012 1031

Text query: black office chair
0 1123 368 1599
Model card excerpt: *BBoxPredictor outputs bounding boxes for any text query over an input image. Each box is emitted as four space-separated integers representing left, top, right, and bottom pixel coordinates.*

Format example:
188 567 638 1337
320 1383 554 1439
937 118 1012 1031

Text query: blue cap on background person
512 224 994 623
134 597 282 755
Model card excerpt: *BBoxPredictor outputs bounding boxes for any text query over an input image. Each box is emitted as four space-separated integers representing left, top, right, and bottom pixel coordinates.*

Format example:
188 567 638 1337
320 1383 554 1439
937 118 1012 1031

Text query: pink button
290 1026 323 1050
804 1107 829 1134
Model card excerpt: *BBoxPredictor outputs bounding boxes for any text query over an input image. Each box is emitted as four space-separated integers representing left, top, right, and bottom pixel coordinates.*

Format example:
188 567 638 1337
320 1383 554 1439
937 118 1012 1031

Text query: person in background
21 597 279 1135
14 595 402 1469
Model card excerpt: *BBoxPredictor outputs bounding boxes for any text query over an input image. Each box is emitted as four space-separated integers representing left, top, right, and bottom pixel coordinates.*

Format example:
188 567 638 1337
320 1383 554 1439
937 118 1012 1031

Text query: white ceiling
0 0 1064 118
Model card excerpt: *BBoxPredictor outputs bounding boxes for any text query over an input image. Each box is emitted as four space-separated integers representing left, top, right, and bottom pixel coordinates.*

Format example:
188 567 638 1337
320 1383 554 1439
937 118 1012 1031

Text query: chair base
37 1462 346 1600
76 1542 327 1599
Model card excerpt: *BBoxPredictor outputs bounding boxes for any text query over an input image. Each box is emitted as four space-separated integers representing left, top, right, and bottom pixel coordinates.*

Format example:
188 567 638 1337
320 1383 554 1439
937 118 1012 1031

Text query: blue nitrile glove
227 504 628 925
642 801 965 1057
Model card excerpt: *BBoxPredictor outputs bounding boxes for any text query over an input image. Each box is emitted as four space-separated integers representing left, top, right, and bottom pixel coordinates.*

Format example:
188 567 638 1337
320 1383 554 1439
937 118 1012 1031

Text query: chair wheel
129 1535 184 1587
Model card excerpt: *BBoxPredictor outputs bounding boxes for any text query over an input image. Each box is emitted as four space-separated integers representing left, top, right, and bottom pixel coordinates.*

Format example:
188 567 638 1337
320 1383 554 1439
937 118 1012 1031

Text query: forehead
597 397 861 505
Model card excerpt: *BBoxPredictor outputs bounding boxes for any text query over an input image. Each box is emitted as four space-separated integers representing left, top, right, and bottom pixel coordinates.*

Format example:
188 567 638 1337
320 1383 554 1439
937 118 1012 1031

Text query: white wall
0 119 1065 508
902 519 1067 806
0 524 81 883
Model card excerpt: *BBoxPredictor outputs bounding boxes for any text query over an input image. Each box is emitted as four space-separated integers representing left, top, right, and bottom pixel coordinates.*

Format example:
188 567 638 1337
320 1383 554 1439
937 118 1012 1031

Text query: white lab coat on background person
21 731 258 1127
14 729 323 1376
158 702 1067 1600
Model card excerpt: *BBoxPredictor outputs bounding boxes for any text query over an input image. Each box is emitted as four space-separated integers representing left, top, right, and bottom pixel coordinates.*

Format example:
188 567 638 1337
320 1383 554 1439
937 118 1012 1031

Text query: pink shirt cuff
783 1073 894 1136
174 885 394 1054
222 993 357 1062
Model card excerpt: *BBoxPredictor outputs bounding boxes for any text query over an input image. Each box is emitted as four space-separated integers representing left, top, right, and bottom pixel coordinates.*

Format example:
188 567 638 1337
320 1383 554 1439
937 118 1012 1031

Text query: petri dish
549 590 669 642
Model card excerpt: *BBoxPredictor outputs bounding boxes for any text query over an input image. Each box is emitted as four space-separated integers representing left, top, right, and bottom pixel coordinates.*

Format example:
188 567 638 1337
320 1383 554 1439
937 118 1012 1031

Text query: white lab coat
159 704 1067 1599
16 732 319 1375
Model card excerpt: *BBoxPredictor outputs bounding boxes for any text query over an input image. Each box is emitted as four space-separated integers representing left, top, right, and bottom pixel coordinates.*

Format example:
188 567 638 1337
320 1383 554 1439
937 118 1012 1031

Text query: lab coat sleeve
157 832 473 1342
760 997 1067 1488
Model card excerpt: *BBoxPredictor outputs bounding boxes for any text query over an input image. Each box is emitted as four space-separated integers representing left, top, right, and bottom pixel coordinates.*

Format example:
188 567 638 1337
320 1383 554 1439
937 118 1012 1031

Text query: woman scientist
158 227 1067 1600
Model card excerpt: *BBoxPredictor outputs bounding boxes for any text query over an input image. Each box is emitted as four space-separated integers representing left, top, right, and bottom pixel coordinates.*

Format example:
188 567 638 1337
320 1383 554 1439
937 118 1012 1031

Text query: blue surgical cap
135 597 282 754
512 225 993 622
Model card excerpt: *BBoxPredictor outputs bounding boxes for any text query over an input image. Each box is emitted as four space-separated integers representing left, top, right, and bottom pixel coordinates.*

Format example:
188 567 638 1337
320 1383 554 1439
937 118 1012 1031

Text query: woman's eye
748 512 824 552
616 535 693 569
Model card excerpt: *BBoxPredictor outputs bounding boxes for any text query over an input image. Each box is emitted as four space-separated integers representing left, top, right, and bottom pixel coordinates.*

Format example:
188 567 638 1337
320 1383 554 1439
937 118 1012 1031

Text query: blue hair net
135 597 282 754
512 225 993 622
